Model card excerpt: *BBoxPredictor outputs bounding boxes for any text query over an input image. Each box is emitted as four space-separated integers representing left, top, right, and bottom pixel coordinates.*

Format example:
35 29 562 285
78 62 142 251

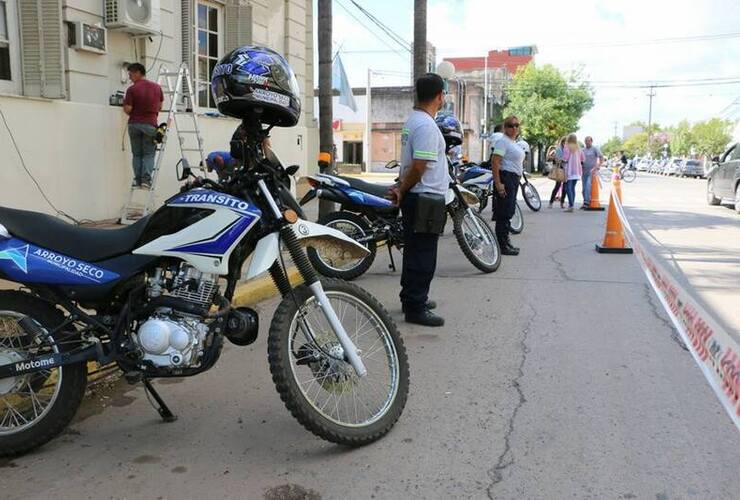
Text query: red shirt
124 79 164 126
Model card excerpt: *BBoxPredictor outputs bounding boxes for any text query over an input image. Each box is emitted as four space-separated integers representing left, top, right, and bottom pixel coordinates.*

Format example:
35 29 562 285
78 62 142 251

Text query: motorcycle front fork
257 180 367 378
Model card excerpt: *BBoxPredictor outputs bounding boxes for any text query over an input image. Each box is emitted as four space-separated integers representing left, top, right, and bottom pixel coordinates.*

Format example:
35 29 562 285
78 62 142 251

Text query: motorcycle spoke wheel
453 210 501 273
0 312 62 436
522 183 542 211
268 279 409 446
510 203 524 234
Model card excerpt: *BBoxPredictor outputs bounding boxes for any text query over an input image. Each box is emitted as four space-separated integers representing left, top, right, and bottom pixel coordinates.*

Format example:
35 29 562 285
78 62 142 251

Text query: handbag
548 164 566 183
413 193 447 235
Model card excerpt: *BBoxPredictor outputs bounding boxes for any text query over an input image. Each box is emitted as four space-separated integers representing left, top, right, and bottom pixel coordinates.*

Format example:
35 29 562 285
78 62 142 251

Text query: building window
195 1 223 109
342 141 363 165
0 0 20 94
508 47 532 56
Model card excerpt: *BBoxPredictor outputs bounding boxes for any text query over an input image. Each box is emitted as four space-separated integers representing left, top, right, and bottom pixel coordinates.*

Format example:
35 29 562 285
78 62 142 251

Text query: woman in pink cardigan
561 133 584 212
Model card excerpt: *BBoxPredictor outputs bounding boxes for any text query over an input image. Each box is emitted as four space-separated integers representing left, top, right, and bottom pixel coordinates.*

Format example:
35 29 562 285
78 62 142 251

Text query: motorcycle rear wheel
268 278 409 446
510 203 524 234
0 292 86 457
307 211 377 281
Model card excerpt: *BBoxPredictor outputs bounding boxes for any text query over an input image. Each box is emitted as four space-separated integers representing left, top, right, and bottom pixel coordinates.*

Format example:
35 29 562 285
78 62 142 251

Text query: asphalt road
620 172 740 338
2 176 738 499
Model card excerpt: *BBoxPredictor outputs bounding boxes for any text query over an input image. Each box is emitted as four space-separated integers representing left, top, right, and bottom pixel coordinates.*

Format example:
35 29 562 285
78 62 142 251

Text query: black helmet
435 113 463 147
211 46 301 127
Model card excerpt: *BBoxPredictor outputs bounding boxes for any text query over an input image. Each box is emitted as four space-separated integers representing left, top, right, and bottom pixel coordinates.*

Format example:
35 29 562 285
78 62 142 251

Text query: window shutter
225 3 252 53
18 0 65 98
181 0 193 70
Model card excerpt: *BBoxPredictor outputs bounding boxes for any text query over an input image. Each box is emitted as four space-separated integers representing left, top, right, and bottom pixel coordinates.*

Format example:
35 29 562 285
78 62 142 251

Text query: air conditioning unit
71 22 107 54
105 0 161 36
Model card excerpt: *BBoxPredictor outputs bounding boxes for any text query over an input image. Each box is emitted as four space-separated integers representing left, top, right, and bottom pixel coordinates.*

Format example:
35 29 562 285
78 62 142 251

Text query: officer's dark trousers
399 193 439 313
493 170 520 240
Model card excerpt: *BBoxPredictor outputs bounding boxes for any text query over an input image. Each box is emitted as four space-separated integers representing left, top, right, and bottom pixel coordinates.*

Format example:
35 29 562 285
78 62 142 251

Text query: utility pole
646 86 656 156
612 121 619 139
364 68 372 173
317 0 334 217
413 0 427 85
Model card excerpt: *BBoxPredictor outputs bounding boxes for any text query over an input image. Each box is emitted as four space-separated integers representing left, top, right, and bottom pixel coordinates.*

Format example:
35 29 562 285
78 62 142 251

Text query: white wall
0 0 318 221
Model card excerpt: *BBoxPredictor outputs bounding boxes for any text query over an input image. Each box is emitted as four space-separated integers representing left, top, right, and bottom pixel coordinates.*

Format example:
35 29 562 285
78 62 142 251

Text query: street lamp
436 60 455 80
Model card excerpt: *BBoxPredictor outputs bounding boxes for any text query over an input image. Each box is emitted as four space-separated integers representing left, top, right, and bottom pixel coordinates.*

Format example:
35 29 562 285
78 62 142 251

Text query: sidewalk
4 178 737 499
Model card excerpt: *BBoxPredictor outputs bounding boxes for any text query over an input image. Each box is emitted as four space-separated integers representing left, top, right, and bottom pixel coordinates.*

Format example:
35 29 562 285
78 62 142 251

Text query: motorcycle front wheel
452 209 501 273
521 182 542 211
510 203 524 234
306 211 377 281
268 278 409 446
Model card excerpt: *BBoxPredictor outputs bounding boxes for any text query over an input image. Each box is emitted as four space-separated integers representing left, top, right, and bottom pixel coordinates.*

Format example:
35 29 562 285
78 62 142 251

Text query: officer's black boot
498 235 520 256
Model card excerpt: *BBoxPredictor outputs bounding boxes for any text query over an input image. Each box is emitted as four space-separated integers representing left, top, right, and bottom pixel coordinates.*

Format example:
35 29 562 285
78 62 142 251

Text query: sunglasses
505 123 520 129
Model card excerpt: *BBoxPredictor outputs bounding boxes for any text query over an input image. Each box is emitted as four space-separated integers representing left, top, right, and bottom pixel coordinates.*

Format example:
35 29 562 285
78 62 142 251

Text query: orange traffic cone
595 177 633 254
584 170 605 211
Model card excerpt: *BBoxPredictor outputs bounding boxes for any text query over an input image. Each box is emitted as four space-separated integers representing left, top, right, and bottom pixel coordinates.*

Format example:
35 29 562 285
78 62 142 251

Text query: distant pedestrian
562 133 584 212
388 73 447 327
581 136 603 208
123 63 163 189
619 150 628 167
549 136 567 208
491 115 525 255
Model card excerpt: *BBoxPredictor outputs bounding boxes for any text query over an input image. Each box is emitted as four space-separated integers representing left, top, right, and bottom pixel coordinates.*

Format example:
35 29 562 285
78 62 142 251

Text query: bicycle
598 165 636 183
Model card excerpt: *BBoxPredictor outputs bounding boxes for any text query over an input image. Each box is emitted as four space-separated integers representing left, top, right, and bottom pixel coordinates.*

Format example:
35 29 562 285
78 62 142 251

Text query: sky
321 0 740 145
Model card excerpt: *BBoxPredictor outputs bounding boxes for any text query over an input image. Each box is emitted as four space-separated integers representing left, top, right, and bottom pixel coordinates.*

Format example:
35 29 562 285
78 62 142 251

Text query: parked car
706 143 740 212
679 159 704 178
665 158 682 176
636 159 651 172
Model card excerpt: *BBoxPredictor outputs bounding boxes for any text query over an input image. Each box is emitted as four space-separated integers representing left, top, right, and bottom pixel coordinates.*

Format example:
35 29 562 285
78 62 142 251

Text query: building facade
0 0 317 220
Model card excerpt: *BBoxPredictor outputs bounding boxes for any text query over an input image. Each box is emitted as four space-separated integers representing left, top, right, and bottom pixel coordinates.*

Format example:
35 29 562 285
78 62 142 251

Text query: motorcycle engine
134 264 218 368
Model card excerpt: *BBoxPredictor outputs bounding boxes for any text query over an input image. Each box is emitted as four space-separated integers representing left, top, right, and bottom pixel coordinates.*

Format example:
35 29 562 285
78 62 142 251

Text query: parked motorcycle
457 163 525 234
299 159 500 280
0 119 409 456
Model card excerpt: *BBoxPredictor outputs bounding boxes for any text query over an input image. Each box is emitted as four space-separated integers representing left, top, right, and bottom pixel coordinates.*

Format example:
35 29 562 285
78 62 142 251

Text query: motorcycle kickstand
387 244 397 272
142 378 178 423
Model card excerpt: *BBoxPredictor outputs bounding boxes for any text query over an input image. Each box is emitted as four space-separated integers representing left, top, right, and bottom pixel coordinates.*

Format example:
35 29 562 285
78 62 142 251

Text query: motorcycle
456 163 526 234
299 159 501 281
0 119 409 456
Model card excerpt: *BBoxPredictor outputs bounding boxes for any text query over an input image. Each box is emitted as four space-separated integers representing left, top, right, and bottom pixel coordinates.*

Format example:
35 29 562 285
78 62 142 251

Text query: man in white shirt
388 73 447 327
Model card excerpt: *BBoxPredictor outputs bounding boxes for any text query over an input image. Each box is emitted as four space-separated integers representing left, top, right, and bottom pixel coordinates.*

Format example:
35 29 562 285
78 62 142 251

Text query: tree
668 120 692 156
413 0 427 84
503 64 594 151
691 118 733 157
317 0 334 216
600 136 623 157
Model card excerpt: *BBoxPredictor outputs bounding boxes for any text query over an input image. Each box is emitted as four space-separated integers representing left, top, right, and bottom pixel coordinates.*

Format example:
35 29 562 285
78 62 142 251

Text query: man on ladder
120 63 206 224
123 63 164 190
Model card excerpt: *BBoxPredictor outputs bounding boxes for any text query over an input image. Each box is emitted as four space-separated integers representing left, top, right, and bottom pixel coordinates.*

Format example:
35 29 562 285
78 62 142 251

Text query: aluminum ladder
120 63 207 225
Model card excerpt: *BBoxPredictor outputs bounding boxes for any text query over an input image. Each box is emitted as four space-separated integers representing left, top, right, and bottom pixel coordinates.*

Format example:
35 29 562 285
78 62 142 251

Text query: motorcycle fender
457 185 481 208
245 220 370 280
299 188 316 206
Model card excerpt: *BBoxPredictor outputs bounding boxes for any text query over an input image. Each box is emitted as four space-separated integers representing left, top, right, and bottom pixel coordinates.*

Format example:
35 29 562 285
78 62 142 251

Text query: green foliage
622 131 664 157
691 118 733 156
668 120 692 156
502 63 594 148
600 136 623 157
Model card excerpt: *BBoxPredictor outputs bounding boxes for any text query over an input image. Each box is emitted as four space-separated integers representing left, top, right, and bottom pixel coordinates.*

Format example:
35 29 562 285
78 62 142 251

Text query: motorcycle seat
0 207 151 262
334 175 394 199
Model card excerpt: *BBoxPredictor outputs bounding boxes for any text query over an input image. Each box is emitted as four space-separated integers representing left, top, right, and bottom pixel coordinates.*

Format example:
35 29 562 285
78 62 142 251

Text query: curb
231 267 303 307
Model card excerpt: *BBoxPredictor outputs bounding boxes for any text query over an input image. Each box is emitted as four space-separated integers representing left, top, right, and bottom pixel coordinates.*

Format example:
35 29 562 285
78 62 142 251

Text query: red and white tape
611 191 740 431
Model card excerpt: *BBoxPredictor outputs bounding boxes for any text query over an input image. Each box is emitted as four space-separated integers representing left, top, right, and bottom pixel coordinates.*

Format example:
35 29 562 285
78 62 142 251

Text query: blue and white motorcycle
300 159 501 280
0 123 409 456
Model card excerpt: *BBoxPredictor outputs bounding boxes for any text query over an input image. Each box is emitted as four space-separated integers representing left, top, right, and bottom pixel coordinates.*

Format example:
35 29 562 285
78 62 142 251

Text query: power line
547 31 740 49
334 0 408 60
348 0 411 52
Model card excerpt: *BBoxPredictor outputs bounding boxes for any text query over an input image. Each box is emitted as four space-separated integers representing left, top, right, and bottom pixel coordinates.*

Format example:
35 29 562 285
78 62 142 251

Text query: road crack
548 240 594 282
486 304 536 497
642 284 689 351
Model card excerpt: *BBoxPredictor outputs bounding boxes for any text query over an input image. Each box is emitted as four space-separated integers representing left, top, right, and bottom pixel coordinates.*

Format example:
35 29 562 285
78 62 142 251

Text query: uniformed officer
491 115 525 255
388 74 447 327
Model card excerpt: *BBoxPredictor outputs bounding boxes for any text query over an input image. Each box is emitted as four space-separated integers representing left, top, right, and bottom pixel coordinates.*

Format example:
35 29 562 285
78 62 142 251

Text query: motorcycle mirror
285 164 300 176
177 159 192 181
